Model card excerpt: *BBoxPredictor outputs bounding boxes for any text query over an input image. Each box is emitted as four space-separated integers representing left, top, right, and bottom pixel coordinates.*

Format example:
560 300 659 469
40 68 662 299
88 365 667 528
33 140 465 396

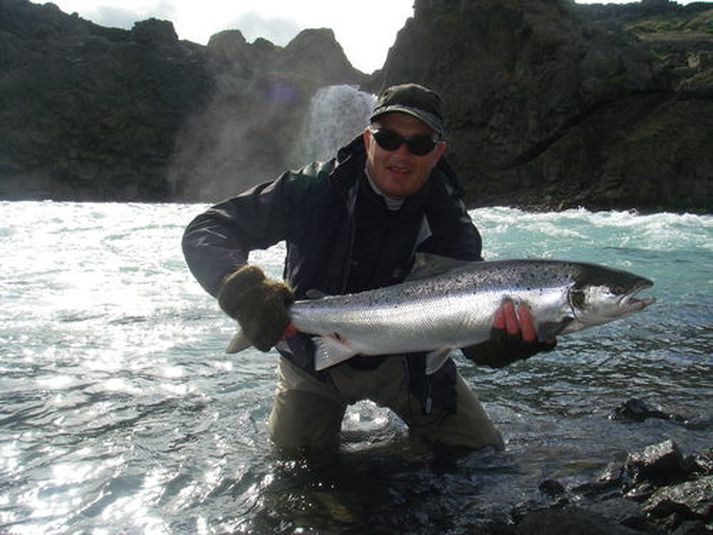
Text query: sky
33 0 699 74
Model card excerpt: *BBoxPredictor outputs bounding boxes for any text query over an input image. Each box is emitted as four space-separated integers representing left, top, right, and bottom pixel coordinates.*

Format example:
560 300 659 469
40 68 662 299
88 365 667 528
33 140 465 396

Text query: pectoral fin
425 347 453 375
313 335 359 371
538 317 575 340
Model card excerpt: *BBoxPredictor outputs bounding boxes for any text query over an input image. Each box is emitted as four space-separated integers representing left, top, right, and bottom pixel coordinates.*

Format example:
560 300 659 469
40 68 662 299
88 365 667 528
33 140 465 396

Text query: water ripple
0 202 711 533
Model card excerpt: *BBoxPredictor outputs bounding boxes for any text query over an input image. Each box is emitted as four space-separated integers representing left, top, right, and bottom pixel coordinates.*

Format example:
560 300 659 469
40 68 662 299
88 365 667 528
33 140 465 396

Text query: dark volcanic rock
538 478 566 498
610 398 689 423
573 461 626 498
375 0 713 212
2 0 713 210
0 0 364 201
0 0 211 200
625 439 687 486
515 507 643 534
685 450 713 477
541 440 713 534
643 476 713 524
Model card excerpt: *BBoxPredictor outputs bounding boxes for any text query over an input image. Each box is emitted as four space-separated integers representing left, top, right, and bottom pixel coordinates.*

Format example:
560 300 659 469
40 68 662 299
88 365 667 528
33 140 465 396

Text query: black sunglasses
368 128 440 156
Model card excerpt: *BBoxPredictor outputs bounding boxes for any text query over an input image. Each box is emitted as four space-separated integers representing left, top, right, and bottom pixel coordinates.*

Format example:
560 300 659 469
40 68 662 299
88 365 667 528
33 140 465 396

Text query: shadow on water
238 440 516 535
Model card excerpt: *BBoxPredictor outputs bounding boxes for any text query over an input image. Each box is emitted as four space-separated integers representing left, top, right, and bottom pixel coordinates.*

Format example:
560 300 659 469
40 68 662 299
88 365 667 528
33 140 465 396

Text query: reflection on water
0 202 711 533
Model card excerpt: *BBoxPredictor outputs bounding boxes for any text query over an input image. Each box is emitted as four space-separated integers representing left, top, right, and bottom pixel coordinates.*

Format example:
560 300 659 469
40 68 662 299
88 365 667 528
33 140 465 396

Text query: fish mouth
619 279 656 311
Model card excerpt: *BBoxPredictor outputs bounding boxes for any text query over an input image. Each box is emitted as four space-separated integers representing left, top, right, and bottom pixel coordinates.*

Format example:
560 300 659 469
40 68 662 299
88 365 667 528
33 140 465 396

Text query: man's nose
393 141 411 158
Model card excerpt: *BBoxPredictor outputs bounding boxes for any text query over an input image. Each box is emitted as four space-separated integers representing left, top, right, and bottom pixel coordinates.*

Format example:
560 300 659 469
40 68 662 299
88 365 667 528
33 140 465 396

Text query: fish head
564 264 655 331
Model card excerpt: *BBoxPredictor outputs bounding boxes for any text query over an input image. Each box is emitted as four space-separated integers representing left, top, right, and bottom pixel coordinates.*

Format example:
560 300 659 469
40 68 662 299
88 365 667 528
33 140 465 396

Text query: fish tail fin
226 323 298 354
226 328 252 354
313 336 358 371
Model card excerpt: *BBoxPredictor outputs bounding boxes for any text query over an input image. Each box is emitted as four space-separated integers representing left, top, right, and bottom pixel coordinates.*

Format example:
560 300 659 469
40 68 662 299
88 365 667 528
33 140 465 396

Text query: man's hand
462 299 557 368
218 265 295 352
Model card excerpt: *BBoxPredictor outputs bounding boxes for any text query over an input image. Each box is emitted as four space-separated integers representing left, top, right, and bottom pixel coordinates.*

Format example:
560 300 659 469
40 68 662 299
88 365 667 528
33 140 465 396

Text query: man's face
363 113 447 199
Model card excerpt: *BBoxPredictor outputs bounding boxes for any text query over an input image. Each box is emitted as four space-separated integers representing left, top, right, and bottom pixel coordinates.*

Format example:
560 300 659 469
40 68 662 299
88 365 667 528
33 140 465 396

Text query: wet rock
574 461 625 498
467 521 519 534
671 520 713 535
531 443 713 534
643 476 713 524
514 507 643 535
624 481 658 503
510 499 562 524
599 461 626 484
585 498 653 533
683 451 713 478
611 398 659 422
610 398 687 423
538 479 566 498
626 439 687 486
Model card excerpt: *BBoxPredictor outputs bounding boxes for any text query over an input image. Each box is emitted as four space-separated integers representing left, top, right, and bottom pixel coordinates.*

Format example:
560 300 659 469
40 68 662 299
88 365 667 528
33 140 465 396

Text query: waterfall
295 85 376 164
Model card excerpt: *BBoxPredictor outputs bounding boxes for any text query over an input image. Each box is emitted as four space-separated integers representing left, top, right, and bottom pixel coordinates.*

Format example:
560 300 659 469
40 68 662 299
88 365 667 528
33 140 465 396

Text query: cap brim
370 105 444 136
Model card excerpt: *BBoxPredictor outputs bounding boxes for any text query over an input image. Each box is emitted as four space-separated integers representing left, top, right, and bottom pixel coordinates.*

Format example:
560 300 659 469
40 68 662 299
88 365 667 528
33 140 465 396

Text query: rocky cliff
0 0 364 201
374 0 713 212
1 0 712 211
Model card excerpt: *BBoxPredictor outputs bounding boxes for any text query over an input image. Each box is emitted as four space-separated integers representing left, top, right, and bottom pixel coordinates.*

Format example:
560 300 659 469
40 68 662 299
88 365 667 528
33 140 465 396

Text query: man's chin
382 185 409 199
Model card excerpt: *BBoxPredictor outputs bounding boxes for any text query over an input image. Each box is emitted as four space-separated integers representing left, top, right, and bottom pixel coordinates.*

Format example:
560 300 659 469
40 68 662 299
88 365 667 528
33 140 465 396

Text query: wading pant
268 356 504 451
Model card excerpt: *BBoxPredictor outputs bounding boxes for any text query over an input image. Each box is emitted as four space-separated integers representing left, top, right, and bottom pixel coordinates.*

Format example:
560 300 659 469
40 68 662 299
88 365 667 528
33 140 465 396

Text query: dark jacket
182 136 482 408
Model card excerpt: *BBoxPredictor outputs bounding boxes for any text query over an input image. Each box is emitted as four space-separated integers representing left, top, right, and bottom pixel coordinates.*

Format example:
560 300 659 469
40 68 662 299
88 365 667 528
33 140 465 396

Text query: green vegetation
626 10 713 36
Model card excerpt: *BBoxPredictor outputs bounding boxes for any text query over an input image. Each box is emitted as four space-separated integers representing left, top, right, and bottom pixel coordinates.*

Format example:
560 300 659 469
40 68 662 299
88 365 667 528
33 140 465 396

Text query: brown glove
217 265 295 352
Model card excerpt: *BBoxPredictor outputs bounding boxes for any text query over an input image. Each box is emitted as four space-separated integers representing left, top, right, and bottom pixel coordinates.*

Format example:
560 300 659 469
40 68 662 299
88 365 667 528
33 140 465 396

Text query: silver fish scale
289 260 581 355
226 258 652 362
292 289 491 354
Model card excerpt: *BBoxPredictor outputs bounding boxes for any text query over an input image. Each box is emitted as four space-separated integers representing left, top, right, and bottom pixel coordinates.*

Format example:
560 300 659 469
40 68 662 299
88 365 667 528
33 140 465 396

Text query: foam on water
0 201 711 533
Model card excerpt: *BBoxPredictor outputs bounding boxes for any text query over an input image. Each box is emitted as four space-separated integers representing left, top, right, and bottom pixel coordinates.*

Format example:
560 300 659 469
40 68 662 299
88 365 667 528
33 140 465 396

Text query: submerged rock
610 398 688 423
538 479 566 498
514 507 643 535
574 461 626 498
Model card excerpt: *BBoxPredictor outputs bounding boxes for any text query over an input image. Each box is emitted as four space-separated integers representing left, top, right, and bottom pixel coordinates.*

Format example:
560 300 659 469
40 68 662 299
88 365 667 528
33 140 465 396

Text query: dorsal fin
406 253 474 281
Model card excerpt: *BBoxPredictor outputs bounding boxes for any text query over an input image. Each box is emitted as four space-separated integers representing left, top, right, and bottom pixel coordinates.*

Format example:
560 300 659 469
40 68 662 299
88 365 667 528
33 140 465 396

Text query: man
182 83 554 451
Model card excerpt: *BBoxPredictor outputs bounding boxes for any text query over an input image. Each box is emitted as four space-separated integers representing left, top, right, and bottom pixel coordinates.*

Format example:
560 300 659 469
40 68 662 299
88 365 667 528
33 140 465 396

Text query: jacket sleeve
181 176 293 297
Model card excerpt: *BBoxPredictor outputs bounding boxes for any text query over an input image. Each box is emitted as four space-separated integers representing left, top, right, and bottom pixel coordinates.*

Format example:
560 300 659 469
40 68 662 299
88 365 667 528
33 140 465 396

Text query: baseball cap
369 83 445 138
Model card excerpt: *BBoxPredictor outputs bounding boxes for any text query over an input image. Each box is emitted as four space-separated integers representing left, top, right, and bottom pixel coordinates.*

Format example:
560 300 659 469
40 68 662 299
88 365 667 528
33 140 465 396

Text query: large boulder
0 0 364 201
0 0 210 200
373 0 713 212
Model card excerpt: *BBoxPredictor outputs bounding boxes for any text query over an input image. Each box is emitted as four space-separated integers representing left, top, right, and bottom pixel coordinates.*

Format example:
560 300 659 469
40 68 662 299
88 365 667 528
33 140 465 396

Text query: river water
1 201 711 534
